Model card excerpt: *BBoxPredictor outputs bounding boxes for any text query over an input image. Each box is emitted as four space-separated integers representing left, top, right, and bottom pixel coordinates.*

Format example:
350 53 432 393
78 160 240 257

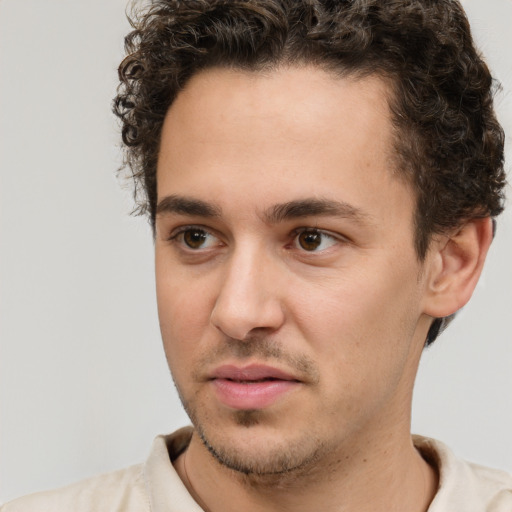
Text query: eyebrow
156 195 222 218
263 198 371 224
156 195 370 224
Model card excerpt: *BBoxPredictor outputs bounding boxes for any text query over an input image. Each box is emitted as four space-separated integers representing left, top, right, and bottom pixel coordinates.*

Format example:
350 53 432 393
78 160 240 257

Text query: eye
294 229 339 252
171 227 221 250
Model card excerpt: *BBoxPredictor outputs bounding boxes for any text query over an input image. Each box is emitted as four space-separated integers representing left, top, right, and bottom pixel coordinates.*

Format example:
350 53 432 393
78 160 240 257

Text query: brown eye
171 227 222 251
297 230 322 251
294 229 339 252
183 229 208 249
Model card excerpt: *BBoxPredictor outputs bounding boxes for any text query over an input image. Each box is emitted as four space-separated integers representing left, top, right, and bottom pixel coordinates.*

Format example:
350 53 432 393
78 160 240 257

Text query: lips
210 364 298 382
209 364 301 410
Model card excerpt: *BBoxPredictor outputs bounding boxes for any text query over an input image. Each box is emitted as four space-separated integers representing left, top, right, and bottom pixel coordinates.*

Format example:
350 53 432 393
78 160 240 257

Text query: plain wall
1 0 511 503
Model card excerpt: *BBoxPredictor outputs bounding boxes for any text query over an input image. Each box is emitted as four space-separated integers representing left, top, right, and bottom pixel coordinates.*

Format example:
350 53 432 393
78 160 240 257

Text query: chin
176 379 333 476
193 410 326 476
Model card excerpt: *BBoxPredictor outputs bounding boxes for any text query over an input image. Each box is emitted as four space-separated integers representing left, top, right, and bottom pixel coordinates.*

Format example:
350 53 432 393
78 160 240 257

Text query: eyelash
291 227 342 252
168 225 222 249
168 225 346 253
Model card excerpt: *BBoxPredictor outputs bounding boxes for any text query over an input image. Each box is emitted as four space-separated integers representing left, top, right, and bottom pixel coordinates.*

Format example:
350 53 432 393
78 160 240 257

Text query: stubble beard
181 393 327 482
170 336 328 481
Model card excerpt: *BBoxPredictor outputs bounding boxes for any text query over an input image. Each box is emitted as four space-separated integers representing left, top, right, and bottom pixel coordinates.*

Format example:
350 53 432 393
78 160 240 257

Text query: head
114 0 505 346
113 0 506 478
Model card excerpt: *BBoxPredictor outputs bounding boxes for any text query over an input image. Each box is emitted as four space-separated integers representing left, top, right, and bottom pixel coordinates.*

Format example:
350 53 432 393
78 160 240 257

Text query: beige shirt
2 427 511 511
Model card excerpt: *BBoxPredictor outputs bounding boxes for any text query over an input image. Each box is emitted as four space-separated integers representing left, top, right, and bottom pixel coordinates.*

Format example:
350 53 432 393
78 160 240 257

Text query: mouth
208 364 301 410
210 364 299 382
222 377 284 383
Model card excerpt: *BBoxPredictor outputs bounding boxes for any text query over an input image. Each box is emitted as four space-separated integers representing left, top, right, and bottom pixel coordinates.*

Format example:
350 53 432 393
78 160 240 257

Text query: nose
210 248 285 341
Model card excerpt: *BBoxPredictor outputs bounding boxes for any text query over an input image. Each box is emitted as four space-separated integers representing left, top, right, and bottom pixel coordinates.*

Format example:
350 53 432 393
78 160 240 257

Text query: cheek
155 260 215 367
289 261 422 377
286 277 420 431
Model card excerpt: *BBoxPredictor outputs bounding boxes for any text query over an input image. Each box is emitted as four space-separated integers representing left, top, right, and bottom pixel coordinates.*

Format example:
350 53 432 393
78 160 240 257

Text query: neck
175 426 438 512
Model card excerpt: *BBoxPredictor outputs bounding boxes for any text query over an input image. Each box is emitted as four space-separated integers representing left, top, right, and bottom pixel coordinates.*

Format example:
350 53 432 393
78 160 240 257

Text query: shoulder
414 435 512 512
1 464 149 512
1 428 196 512
462 461 512 511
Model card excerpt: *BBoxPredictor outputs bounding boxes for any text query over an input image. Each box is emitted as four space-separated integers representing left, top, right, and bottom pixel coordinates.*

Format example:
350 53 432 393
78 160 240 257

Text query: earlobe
423 217 494 318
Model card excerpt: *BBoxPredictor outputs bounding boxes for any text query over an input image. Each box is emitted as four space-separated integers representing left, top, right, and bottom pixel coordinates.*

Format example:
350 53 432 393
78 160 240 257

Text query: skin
154 66 492 512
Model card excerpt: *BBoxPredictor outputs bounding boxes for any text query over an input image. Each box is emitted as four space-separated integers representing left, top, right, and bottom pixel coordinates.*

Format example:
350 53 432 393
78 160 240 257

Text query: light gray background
1 0 511 504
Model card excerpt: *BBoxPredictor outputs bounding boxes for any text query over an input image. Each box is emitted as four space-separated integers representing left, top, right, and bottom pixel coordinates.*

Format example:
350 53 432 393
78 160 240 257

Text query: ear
423 217 494 318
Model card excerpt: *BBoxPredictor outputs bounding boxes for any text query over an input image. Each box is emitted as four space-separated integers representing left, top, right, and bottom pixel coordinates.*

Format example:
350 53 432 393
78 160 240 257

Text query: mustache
193 333 320 383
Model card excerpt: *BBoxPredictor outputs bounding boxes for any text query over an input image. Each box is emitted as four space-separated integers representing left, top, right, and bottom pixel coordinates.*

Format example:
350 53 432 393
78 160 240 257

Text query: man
2 0 511 511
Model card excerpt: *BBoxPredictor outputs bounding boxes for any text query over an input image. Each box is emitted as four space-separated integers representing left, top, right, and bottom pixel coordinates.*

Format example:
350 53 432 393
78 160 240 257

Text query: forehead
160 65 395 160
156 65 413 227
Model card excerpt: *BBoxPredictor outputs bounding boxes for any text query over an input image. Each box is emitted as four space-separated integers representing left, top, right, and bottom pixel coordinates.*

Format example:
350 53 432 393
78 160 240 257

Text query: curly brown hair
113 0 506 345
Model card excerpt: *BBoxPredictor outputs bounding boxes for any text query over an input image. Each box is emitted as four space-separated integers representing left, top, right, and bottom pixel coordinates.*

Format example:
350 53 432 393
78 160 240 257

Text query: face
155 66 435 475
